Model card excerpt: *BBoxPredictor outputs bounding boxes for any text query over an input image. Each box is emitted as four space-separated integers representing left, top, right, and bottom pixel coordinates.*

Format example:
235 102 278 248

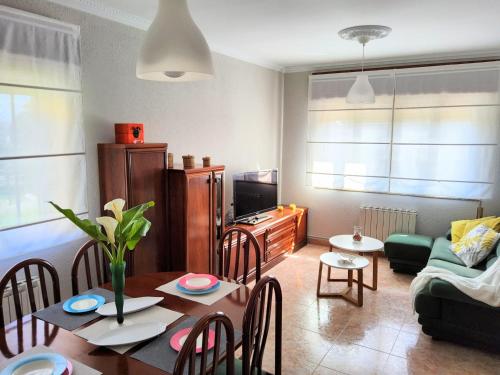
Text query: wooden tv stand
225 207 308 279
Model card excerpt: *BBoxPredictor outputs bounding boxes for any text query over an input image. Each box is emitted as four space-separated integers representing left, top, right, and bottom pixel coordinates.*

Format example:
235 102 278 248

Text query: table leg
316 261 323 297
350 251 379 291
327 245 333 281
372 251 378 291
357 269 363 306
317 260 363 307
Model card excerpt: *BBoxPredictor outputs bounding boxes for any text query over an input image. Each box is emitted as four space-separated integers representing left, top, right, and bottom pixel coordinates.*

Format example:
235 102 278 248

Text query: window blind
307 63 500 200
0 6 87 258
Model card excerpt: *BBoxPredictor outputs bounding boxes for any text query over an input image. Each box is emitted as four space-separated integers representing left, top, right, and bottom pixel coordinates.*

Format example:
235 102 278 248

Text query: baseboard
307 236 330 246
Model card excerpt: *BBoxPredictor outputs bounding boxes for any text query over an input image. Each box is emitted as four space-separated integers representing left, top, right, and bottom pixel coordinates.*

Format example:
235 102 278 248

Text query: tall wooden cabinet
167 165 224 274
97 143 168 276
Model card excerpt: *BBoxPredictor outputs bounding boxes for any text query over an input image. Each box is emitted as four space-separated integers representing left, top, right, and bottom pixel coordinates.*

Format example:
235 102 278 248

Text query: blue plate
176 280 221 295
0 353 67 375
63 294 105 314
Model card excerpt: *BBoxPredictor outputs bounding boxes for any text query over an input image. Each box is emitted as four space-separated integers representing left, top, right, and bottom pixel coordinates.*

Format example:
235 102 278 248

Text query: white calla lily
104 198 126 222
96 216 118 244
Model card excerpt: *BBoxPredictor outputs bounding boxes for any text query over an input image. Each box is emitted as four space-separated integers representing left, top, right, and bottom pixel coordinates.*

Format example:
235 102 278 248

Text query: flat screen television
233 169 278 221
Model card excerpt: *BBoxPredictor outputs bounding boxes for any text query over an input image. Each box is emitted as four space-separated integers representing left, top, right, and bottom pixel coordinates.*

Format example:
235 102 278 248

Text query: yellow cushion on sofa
463 217 500 236
451 217 494 243
451 224 500 267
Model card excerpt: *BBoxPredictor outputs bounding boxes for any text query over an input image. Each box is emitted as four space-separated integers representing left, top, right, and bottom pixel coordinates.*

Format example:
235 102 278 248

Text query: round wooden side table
316 252 369 307
328 235 384 290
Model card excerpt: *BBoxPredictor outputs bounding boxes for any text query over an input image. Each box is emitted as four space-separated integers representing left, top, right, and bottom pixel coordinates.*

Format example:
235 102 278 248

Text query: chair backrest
71 239 109 295
242 276 282 375
218 228 261 285
0 319 59 358
173 312 235 375
0 259 61 328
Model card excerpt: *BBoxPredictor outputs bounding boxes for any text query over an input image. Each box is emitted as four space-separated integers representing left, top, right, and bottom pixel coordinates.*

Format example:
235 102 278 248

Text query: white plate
12 360 54 375
96 296 164 316
87 322 166 346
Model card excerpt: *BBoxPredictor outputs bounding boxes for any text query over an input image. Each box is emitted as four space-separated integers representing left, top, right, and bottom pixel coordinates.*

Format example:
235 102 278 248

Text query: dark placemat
131 316 242 374
32 287 116 331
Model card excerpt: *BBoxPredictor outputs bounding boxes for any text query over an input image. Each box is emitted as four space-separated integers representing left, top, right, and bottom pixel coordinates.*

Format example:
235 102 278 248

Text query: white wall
0 0 283 298
281 72 500 240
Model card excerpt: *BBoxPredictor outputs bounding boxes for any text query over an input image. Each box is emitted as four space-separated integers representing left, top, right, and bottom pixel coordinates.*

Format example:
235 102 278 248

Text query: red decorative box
115 123 144 144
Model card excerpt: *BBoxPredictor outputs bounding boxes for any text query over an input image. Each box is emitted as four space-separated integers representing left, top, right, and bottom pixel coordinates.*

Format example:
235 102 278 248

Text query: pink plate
63 359 73 375
178 274 219 291
170 327 216 354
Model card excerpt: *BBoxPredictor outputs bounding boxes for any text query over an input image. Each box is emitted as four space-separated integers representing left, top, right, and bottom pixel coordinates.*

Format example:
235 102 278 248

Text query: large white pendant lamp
339 25 391 104
136 0 214 82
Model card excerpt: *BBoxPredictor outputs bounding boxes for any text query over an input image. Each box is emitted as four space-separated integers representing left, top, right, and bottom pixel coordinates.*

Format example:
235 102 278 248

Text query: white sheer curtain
307 63 500 199
0 6 87 259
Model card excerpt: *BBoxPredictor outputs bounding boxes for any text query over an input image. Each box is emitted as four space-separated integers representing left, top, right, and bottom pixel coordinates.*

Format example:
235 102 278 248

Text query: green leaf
121 201 155 233
49 201 108 243
126 217 151 250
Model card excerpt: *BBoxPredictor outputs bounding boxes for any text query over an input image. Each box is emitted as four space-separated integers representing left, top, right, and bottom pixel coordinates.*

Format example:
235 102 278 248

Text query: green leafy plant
50 199 154 265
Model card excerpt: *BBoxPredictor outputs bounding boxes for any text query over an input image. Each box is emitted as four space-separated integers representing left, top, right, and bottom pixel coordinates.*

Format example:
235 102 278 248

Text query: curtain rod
311 58 500 75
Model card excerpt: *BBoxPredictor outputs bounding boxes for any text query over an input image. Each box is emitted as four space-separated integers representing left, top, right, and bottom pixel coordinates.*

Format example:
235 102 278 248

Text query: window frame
306 62 500 201
0 6 88 233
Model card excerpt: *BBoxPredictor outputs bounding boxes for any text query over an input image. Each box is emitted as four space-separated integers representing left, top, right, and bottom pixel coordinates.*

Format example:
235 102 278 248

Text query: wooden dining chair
173 312 235 375
241 276 282 375
0 259 61 328
0 317 59 358
218 228 261 285
71 239 109 295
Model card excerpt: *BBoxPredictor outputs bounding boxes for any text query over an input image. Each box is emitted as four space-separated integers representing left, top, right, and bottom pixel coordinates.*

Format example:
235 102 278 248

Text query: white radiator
1 277 41 324
359 206 417 241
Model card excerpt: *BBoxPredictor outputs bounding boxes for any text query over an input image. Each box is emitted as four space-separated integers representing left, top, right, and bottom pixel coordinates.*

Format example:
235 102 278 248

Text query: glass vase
110 262 126 324
353 225 363 242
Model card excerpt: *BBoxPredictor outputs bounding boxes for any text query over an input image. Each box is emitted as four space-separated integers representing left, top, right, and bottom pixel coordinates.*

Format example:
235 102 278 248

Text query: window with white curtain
0 6 87 259
307 63 500 200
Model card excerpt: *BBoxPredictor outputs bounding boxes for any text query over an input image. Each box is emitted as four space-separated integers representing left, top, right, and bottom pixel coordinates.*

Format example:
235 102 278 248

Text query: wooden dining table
0 272 250 374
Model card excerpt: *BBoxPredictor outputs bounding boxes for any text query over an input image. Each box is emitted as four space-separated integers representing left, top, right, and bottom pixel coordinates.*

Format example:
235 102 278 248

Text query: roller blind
307 63 500 199
0 6 87 258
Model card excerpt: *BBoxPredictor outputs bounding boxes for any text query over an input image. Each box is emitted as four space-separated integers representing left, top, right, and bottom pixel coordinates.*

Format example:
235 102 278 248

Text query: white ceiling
49 0 500 72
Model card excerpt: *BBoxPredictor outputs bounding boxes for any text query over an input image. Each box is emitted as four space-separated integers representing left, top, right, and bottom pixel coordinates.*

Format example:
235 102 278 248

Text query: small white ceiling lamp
136 0 214 82
339 25 391 104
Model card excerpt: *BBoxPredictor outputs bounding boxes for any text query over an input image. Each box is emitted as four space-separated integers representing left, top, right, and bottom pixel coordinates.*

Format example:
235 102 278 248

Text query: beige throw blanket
410 258 500 310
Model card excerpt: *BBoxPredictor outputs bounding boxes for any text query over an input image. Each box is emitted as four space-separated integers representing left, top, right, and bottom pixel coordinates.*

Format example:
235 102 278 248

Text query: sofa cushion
427 259 483 278
450 224 500 267
386 233 433 248
429 237 465 266
451 217 494 243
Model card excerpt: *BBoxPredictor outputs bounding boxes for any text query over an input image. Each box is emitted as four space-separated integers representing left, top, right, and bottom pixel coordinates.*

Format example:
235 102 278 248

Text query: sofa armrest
428 279 498 310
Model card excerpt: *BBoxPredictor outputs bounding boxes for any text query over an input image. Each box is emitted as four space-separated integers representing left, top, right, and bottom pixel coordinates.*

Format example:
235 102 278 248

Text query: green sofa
414 234 500 350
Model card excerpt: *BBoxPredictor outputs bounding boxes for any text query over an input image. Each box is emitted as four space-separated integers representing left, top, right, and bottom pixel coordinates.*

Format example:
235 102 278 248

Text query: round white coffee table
328 235 384 290
316 252 369 306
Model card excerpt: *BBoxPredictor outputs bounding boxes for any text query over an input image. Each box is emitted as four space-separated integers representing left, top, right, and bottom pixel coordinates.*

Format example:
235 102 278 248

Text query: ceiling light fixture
136 0 214 82
339 25 391 104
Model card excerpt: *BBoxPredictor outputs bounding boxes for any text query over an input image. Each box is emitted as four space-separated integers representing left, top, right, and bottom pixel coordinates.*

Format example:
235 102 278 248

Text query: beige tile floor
259 244 500 375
